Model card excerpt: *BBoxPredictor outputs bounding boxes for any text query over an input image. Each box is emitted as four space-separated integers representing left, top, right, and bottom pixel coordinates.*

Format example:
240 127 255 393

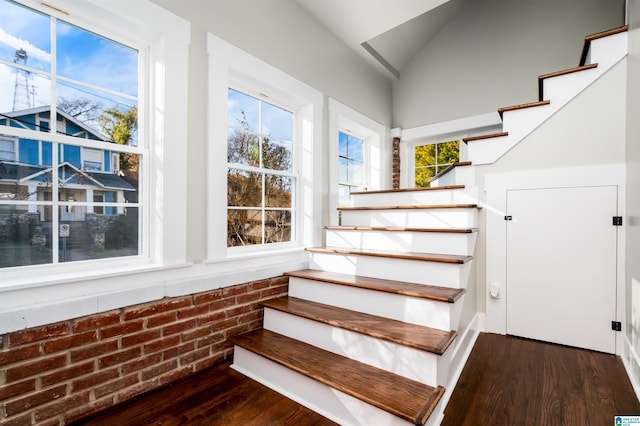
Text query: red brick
208 297 236 312
259 287 285 298
0 412 33 426
195 332 224 349
64 396 114 424
0 378 36 401
4 384 66 416
248 279 271 291
40 361 94 387
121 329 162 348
101 320 144 339
193 289 223 305
193 354 225 372
72 312 121 333
177 304 209 320
70 340 119 363
121 352 162 375
143 335 180 355
181 325 211 343
114 382 153 404
43 331 97 354
123 304 160 321
237 310 262 324
154 297 193 314
146 311 177 328
98 347 141 369
34 390 90 422
0 343 40 367
162 318 197 337
198 310 226 326
9 323 69 347
180 347 210 365
72 368 119 392
237 291 262 305
222 285 248 297
224 304 253 318
212 317 238 331
225 323 252 339
162 342 195 360
94 374 139 399
140 359 177 381
5 354 67 383
154 366 192 387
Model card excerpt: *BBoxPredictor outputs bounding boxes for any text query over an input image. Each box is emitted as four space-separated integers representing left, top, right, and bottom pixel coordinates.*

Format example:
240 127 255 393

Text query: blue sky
228 88 293 142
0 0 137 116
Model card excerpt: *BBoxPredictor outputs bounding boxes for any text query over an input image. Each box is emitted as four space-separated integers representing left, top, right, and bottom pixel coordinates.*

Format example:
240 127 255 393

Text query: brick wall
392 136 401 189
0 276 288 426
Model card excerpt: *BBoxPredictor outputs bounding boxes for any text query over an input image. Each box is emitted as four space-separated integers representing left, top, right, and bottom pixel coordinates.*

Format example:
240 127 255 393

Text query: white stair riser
263 308 440 386
351 189 476 207
590 32 627 68
340 208 477 228
308 252 471 289
288 277 464 330
326 229 478 256
430 166 474 188
232 347 412 426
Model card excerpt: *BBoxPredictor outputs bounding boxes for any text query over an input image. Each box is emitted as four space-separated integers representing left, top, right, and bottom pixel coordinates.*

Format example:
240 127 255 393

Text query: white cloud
0 27 50 63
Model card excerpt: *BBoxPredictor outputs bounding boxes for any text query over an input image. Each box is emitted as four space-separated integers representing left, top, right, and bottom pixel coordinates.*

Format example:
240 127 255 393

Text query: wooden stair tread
337 203 478 211
233 329 445 425
498 100 550 117
351 185 465 195
462 132 508 143
263 296 457 354
324 225 478 234
580 25 628 66
306 246 473 264
286 269 466 303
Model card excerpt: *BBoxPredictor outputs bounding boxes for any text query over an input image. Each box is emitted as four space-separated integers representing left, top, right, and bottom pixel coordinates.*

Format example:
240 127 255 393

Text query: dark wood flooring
73 333 640 426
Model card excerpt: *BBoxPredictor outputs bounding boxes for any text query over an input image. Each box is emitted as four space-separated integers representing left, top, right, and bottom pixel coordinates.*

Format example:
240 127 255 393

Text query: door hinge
612 321 622 332
613 216 623 226
504 215 513 221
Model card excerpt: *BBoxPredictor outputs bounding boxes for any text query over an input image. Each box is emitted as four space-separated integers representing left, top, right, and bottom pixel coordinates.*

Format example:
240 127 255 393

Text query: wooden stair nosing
351 185 465 195
498 100 550 117
429 161 472 184
537 63 598 101
233 329 446 425
462 132 508 143
285 269 466 303
337 203 478 211
324 225 478 234
306 246 473 264
262 296 457 355
580 24 629 66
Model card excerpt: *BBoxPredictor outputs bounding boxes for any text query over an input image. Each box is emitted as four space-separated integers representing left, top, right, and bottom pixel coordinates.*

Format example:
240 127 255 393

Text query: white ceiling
295 0 463 79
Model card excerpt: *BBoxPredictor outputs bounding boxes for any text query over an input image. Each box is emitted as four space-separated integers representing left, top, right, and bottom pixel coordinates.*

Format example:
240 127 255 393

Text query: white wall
149 0 393 263
625 0 640 394
392 0 625 129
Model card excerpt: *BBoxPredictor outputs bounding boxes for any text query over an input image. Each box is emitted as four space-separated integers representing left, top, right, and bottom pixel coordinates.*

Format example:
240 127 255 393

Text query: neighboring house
0 106 136 222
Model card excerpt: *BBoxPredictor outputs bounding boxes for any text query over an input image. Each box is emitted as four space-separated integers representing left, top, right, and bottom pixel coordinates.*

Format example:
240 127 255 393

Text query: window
0 0 142 268
414 140 460 187
226 88 295 247
338 131 365 206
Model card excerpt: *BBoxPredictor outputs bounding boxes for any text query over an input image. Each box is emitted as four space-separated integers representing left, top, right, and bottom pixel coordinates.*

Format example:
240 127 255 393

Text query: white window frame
337 130 366 206
0 136 17 161
81 147 104 171
328 98 386 225
207 33 323 264
0 0 189 294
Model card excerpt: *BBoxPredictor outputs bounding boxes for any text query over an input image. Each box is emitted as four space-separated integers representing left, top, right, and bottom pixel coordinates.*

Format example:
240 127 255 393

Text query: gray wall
393 0 625 129
627 0 640 366
149 0 392 263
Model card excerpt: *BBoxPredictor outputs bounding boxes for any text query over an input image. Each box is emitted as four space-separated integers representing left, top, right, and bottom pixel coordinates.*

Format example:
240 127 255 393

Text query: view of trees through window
227 88 295 247
0 0 141 268
338 131 364 206
414 140 460 187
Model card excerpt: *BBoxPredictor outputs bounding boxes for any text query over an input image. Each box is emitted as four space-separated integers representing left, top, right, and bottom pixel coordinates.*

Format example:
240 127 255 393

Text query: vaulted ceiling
295 0 464 79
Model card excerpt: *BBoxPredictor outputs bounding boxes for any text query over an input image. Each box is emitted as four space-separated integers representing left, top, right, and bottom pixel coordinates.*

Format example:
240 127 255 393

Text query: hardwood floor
73 333 640 426
442 333 640 425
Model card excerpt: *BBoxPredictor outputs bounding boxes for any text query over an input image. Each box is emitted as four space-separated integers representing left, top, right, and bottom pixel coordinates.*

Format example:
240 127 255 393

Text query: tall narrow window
338 131 364 206
414 140 459 187
0 0 141 268
226 88 295 247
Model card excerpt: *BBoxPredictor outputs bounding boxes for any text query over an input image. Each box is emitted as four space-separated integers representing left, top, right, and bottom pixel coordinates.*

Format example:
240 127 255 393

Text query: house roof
0 161 136 191
1 106 110 141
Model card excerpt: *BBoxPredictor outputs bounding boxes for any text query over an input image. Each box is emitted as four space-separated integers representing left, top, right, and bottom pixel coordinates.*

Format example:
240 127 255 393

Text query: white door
506 186 618 353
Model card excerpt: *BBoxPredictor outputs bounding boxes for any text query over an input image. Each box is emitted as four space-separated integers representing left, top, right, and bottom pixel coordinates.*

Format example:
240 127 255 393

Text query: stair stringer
467 31 627 165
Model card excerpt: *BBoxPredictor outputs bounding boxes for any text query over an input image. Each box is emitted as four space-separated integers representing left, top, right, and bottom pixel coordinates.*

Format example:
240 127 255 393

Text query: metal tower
12 48 34 111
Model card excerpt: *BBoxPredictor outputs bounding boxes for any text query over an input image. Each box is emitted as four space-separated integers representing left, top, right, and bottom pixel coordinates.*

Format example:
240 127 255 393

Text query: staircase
232 185 479 425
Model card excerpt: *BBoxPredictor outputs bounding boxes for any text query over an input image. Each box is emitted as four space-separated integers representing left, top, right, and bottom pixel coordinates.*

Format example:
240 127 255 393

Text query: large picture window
338 131 365 207
226 88 295 247
414 140 459 187
0 0 142 268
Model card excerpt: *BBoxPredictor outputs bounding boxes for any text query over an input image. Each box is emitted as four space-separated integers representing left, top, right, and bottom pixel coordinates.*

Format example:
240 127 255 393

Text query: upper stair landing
466 25 628 165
